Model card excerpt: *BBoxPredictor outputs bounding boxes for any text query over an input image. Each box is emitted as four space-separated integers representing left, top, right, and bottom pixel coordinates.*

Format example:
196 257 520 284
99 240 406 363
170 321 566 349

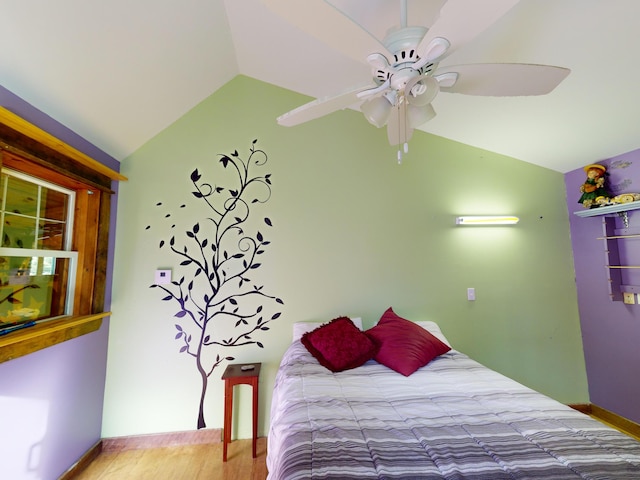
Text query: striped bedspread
266 341 640 479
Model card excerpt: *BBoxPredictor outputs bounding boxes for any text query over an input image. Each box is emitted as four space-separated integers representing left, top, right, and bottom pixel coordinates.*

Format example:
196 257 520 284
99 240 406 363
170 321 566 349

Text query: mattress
267 341 640 479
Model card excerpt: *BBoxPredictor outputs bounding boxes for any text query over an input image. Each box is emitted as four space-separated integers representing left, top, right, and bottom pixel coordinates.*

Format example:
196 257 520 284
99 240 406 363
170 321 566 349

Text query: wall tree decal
147 139 283 429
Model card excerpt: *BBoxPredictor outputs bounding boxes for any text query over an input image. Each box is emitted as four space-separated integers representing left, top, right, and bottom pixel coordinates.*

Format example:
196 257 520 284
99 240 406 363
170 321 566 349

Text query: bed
266 313 640 479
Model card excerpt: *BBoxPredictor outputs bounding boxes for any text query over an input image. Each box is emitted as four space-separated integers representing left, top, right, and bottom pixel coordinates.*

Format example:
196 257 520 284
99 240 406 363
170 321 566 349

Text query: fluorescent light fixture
456 216 519 225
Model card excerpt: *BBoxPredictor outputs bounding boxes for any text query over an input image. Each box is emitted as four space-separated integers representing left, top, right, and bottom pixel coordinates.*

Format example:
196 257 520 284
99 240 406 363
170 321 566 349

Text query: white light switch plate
155 269 172 285
467 287 476 301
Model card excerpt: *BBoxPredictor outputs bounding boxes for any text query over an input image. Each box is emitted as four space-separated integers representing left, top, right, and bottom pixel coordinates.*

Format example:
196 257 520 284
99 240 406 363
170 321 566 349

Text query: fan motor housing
372 26 436 85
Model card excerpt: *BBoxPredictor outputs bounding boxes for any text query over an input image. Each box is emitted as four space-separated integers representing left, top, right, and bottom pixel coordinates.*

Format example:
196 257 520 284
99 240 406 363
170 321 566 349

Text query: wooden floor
68 412 639 480
73 438 267 480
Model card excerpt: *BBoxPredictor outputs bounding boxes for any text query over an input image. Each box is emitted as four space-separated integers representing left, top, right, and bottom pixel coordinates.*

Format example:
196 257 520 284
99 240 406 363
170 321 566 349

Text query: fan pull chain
397 142 409 164
397 100 403 164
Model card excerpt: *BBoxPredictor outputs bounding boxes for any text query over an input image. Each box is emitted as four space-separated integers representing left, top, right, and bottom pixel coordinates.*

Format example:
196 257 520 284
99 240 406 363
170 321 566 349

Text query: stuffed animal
578 164 609 208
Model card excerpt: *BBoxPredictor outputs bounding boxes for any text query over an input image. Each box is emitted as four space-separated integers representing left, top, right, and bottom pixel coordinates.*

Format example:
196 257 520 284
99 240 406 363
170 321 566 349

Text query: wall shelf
599 218 640 301
574 200 640 218
597 234 640 240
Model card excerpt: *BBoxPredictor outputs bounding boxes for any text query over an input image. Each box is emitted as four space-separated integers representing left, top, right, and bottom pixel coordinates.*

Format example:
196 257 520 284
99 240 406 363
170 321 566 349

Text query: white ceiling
2 0 639 173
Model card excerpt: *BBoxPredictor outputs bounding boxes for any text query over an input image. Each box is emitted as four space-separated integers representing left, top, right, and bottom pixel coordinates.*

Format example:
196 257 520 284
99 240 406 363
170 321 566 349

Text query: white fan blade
277 84 373 127
416 0 520 63
387 101 414 146
435 63 570 96
261 0 390 63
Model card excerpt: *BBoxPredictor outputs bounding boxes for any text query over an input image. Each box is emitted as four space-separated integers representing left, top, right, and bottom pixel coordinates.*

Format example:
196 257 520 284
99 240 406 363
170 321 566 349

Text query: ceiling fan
262 0 570 162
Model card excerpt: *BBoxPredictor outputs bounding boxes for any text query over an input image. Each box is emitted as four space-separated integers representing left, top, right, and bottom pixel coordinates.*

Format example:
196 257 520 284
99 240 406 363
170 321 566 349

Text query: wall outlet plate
623 292 635 305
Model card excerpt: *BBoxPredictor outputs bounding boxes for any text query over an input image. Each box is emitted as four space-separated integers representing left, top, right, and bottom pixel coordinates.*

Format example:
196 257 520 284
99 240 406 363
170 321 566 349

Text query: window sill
0 312 110 364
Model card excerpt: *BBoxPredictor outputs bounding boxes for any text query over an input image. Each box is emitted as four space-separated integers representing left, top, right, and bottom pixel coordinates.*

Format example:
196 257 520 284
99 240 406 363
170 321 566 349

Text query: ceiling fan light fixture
267 0 570 156
361 96 392 128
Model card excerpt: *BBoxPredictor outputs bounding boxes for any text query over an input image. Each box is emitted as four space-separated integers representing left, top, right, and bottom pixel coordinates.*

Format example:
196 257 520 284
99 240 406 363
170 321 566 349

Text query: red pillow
365 308 451 376
301 317 378 372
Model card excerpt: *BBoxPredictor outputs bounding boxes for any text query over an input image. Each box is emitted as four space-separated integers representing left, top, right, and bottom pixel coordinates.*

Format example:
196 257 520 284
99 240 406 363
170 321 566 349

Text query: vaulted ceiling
2 0 639 173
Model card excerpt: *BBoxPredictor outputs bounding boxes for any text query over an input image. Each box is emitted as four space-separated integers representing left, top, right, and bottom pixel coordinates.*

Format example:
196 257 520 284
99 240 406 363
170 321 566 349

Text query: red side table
221 362 261 462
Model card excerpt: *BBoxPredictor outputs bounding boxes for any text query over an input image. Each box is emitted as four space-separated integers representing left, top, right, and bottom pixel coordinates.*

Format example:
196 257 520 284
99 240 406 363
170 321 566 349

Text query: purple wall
0 85 120 479
565 151 640 424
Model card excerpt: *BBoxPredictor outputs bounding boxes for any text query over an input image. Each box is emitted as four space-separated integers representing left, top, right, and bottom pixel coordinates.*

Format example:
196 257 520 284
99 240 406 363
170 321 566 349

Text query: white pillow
416 321 452 348
292 317 362 342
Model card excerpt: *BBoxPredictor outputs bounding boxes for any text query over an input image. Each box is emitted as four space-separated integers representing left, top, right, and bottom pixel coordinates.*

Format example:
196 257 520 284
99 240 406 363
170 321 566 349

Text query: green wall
103 75 587 439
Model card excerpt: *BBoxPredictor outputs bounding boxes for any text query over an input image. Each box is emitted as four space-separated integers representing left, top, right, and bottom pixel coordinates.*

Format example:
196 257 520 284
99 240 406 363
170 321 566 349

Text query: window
1 169 77 322
0 105 126 362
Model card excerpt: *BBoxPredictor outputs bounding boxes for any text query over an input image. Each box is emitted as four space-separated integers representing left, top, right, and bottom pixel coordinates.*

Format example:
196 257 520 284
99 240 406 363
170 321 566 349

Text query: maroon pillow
301 317 378 372
365 308 451 376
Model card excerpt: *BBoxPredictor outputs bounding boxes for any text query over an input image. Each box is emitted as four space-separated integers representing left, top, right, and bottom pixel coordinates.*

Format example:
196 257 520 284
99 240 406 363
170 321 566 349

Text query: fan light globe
361 96 392 128
406 76 439 106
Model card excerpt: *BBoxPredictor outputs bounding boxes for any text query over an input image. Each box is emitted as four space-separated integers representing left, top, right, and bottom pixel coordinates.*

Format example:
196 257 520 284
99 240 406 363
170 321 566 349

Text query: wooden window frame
0 106 126 363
